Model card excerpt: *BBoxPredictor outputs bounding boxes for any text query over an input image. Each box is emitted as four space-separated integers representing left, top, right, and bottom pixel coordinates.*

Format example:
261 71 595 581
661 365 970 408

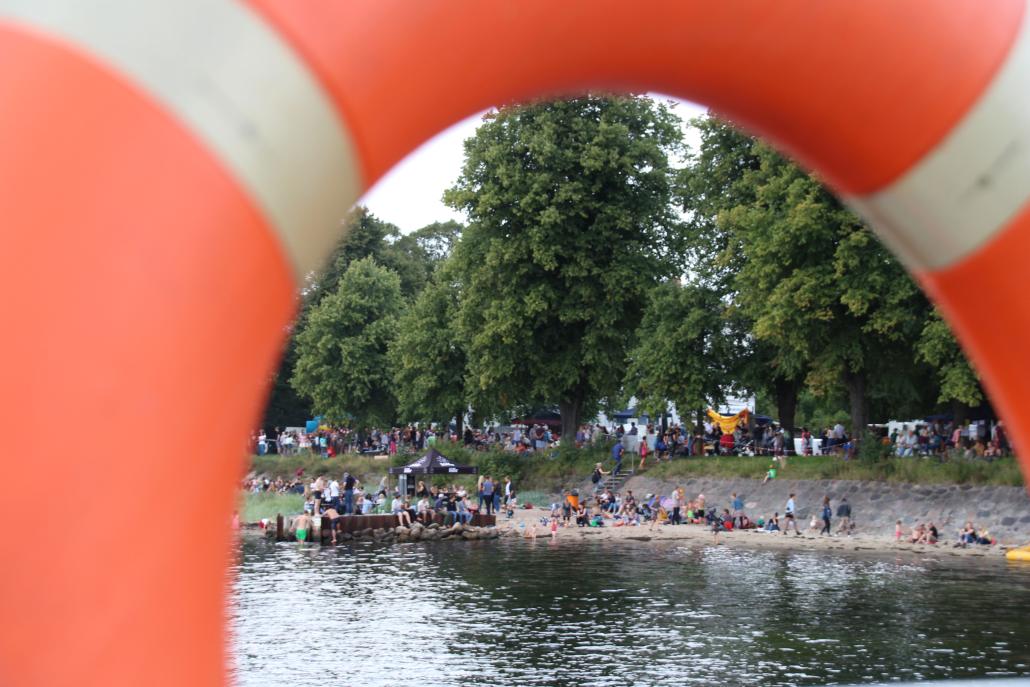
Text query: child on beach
895 520 903 541
506 492 517 519
550 516 559 539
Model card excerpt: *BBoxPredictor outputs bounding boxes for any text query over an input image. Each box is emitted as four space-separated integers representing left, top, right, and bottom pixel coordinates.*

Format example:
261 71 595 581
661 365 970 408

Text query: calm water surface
231 537 1030 686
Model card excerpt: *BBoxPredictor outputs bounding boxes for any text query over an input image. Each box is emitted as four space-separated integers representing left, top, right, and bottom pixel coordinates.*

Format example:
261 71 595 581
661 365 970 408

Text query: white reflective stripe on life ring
0 0 361 282
848 6 1030 272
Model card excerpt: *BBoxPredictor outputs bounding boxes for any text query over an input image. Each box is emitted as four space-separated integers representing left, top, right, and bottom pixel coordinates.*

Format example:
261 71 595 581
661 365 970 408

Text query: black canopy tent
388 448 478 497
388 448 479 476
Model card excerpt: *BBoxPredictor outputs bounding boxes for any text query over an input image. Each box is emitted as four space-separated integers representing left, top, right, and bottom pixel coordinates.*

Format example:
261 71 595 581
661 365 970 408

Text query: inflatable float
1006 544 1030 562
2 1 1030 685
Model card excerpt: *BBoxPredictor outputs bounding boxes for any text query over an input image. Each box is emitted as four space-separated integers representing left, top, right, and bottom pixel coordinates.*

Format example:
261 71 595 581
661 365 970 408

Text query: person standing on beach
731 492 744 529
503 476 513 507
673 487 686 525
482 475 495 515
820 496 832 535
836 497 852 534
783 493 801 535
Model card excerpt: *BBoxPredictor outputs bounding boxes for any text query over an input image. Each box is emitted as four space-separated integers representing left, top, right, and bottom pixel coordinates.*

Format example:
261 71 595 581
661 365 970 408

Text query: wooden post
276 514 284 542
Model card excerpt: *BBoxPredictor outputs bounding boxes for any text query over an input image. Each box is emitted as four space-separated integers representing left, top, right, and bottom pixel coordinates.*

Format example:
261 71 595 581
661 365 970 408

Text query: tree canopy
444 94 685 439
290 257 405 426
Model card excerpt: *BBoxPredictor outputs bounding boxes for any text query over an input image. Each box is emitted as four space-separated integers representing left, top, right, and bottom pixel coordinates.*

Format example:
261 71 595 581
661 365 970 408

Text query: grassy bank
248 442 1024 496
241 491 304 522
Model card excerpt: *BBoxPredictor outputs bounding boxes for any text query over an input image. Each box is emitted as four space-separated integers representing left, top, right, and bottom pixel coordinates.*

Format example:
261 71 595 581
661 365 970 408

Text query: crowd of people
253 414 1011 469
888 419 1010 459
244 471 517 543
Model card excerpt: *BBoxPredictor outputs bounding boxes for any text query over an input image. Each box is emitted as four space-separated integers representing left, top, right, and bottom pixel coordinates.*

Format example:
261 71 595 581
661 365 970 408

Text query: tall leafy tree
389 266 468 430
445 95 684 439
290 257 405 426
721 139 928 435
625 281 736 421
916 308 984 407
678 116 806 428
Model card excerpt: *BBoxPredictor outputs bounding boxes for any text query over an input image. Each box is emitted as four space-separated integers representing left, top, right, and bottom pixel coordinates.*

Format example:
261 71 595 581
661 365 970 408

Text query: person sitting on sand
523 523 538 539
957 522 977 547
807 514 820 533
910 522 926 544
765 513 780 532
618 491 638 519
290 512 313 543
926 522 939 544
575 503 589 527
763 465 777 484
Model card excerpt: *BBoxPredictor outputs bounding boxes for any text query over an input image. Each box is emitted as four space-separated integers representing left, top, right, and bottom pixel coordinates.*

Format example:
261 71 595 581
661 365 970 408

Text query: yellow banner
706 408 750 434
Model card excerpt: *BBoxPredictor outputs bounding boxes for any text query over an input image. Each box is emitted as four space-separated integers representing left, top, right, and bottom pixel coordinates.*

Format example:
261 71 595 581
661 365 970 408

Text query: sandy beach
497 504 1015 559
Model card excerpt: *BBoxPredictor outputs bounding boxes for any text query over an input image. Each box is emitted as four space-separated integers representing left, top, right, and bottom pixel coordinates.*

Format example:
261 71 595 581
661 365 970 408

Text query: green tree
389 266 468 430
411 220 463 264
916 308 984 407
290 257 405 426
625 281 736 421
678 117 806 428
445 95 684 439
721 139 928 435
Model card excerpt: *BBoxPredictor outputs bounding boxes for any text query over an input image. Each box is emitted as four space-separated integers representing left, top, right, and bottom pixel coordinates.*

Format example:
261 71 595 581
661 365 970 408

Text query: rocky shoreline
255 520 501 544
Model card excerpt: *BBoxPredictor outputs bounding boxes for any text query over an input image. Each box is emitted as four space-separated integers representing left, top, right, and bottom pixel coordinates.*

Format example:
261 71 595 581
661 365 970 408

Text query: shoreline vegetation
248 444 1024 497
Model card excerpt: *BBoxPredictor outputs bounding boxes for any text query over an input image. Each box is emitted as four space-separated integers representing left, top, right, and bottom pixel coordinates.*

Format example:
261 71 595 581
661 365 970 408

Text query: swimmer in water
291 512 313 542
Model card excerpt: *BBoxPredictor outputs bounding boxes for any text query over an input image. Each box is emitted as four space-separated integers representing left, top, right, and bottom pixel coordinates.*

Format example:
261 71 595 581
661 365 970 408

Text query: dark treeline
262 95 988 439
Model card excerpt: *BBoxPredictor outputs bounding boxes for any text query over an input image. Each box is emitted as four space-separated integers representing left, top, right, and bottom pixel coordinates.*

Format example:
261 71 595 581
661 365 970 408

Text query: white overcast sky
360 95 708 233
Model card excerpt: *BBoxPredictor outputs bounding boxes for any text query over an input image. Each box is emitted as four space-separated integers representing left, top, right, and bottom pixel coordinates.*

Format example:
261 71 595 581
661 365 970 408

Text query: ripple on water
231 538 1030 687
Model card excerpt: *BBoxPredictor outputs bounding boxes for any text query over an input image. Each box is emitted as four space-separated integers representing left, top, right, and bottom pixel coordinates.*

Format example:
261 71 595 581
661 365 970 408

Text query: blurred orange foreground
1 1 1029 685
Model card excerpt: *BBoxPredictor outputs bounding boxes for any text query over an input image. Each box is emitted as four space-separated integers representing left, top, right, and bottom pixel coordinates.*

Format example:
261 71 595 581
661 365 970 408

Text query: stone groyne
615 475 1030 544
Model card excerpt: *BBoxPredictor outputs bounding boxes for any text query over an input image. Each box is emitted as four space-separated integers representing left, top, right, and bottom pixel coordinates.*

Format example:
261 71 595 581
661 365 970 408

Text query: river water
231 537 1030 686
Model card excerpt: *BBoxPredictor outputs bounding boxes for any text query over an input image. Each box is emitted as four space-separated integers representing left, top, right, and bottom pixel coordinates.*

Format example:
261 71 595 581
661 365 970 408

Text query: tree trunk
774 377 801 433
843 369 868 443
453 410 464 440
559 395 583 446
951 399 969 427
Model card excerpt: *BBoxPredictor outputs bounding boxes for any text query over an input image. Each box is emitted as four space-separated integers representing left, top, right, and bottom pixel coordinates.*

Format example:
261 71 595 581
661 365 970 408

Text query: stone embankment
615 475 1030 544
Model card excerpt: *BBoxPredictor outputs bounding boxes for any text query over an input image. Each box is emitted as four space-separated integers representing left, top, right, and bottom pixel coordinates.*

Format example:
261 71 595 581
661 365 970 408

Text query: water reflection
231 538 1030 686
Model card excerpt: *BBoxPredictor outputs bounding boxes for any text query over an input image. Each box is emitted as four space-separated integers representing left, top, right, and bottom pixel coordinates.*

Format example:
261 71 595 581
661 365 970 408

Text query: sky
360 95 708 234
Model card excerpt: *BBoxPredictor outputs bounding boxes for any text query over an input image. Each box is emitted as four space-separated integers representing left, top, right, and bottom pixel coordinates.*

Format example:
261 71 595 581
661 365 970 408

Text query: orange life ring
2 2 1029 685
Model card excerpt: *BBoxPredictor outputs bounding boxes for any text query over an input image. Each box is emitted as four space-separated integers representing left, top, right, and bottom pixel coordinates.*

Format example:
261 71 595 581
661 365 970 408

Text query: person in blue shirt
611 441 624 475
481 476 495 515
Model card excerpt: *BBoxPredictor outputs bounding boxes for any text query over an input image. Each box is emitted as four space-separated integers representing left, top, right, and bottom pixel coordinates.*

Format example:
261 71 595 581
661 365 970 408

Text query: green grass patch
248 443 1024 499
241 491 304 522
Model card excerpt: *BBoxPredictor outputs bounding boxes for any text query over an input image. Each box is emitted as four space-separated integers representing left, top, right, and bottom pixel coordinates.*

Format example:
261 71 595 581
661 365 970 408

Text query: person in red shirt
719 431 735 455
